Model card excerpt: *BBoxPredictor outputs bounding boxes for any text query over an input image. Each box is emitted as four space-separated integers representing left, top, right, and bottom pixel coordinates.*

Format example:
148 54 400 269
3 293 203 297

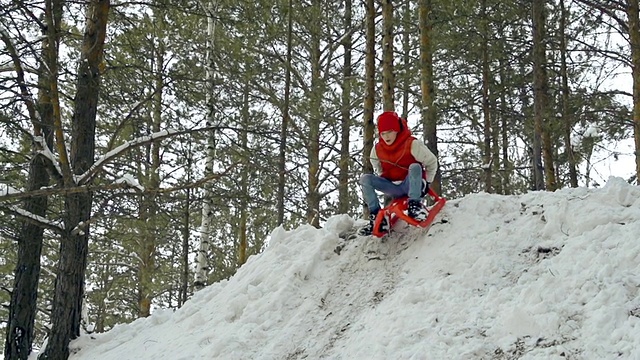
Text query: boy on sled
359 111 439 236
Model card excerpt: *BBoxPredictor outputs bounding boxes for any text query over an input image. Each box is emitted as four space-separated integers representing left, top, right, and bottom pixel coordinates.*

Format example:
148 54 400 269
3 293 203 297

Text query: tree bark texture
278 0 293 225
481 0 493 193
628 0 640 183
5 160 50 360
4 1 60 358
194 0 218 290
39 1 109 359
338 0 352 215
419 0 441 194
532 0 549 190
381 0 395 111
560 0 578 187
137 30 163 317
362 0 376 216
238 80 250 266
306 0 322 228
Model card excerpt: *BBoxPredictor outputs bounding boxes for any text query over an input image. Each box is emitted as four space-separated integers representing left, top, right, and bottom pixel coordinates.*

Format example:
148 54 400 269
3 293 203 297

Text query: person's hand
422 180 430 197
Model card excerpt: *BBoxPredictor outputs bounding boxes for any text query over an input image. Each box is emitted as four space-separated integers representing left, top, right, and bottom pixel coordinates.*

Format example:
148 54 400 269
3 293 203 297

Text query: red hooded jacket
375 117 423 182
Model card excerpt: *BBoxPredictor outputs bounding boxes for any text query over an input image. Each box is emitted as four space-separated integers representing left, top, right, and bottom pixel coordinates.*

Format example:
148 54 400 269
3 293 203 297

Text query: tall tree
305 0 323 227
400 1 412 118
480 0 493 193
136 6 165 316
338 0 353 214
237 80 250 266
194 0 219 290
559 0 579 188
362 0 376 216
628 0 640 183
532 0 551 190
381 0 396 111
40 0 110 358
572 0 639 185
277 0 293 225
419 0 441 193
2 0 61 357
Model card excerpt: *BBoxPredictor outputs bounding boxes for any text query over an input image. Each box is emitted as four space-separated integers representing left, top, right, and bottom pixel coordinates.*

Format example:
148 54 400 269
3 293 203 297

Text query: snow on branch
0 183 134 203
1 184 20 197
1 204 65 234
34 135 63 178
114 174 144 192
76 127 209 186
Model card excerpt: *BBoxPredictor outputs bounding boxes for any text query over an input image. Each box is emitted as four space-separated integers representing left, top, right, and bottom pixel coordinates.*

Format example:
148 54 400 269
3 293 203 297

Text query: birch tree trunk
180 184 191 307
194 0 218 290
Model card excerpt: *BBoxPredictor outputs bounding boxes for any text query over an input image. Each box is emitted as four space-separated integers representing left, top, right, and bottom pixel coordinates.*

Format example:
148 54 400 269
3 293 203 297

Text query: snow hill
62 177 640 360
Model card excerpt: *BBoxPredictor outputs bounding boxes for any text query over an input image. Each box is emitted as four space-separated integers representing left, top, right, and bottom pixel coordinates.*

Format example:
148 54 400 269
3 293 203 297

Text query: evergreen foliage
1 0 638 356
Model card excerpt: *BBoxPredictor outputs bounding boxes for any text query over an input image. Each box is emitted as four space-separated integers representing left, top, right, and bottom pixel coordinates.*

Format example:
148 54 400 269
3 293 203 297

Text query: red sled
371 188 447 238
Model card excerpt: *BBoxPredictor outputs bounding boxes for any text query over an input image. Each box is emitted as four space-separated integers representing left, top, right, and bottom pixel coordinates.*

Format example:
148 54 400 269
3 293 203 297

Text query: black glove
421 180 430 197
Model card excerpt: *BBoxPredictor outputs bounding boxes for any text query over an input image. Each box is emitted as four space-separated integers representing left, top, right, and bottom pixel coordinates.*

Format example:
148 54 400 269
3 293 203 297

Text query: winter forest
0 0 639 359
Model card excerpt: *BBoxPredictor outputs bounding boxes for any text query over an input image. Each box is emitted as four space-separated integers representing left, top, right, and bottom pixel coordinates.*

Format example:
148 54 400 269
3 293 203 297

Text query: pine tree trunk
628 0 640 183
238 81 249 266
499 58 511 194
40 2 109 358
4 1 60 358
363 0 375 176
5 160 50 360
381 0 395 111
419 0 441 193
362 0 376 216
531 0 548 190
138 28 163 317
306 0 322 228
338 0 352 215
560 0 578 188
277 0 292 225
481 0 493 193
401 1 411 118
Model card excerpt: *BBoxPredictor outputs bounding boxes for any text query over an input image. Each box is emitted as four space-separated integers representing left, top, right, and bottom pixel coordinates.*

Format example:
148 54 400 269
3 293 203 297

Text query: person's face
380 130 398 145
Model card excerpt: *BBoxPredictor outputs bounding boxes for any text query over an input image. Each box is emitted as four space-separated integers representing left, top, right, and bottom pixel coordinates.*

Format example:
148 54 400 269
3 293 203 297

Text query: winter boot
358 212 389 236
407 199 428 222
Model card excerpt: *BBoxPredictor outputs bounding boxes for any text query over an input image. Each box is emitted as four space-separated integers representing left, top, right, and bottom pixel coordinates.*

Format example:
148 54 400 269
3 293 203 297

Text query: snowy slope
63 177 640 360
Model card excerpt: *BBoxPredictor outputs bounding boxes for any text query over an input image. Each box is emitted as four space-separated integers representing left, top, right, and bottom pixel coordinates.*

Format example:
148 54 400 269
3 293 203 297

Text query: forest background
1 0 639 359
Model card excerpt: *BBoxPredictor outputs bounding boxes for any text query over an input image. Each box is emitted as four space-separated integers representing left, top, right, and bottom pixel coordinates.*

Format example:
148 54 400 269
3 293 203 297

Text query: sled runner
371 188 446 238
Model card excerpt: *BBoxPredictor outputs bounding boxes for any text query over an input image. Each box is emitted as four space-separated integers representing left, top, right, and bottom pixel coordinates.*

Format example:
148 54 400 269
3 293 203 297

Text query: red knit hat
377 111 401 133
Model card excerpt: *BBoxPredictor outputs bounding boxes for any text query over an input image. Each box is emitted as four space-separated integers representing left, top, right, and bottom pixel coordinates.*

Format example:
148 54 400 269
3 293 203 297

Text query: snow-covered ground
59 177 640 360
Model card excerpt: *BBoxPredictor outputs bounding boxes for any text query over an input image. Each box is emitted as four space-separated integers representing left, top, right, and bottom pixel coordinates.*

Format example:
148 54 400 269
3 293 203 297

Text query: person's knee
360 173 375 186
409 163 422 175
